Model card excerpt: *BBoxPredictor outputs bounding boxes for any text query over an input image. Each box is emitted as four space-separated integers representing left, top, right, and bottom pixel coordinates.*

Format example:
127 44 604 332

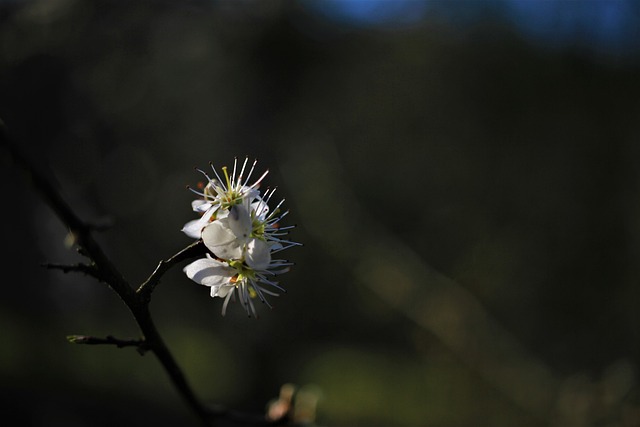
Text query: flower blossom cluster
182 158 298 317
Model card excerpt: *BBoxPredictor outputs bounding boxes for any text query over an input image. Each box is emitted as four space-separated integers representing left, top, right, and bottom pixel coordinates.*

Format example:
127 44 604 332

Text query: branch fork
1 121 277 427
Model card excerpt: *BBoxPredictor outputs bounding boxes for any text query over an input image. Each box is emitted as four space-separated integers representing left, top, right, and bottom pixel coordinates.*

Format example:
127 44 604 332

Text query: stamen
195 167 212 182
222 166 232 192
186 185 206 197
255 283 280 297
240 283 254 317
266 200 286 221
267 267 291 275
267 210 289 226
210 162 227 191
253 198 269 218
249 297 257 318
256 275 286 292
276 225 296 231
221 289 234 316
249 281 267 304
231 157 238 188
237 157 249 187
244 159 258 188
271 242 303 253
263 187 277 205
248 169 269 190
269 261 294 268
251 283 273 308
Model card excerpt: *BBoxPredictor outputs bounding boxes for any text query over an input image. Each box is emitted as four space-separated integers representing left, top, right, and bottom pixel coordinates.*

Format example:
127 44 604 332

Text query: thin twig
67 334 148 354
137 239 208 303
44 262 100 280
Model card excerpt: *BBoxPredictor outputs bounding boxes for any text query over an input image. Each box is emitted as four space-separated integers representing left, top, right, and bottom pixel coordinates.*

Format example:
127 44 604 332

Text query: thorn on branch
44 262 101 280
67 335 149 355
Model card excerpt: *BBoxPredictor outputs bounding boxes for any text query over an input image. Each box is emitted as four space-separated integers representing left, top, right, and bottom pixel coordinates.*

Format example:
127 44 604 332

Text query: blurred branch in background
282 139 638 426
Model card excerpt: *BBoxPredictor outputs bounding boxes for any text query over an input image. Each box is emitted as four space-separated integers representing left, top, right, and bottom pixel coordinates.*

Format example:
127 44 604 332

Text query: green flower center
228 260 257 281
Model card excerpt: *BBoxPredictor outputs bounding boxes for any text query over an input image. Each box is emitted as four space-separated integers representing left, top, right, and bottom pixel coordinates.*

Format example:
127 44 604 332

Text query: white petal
181 208 215 239
212 240 244 261
228 205 252 239
192 200 212 212
245 238 271 270
202 220 244 260
241 186 259 201
182 219 204 239
181 217 209 239
202 220 236 246
183 257 235 287
211 284 234 298
251 198 269 220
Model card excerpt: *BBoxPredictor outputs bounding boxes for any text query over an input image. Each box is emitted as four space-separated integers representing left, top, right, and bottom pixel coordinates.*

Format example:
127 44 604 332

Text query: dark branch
137 239 208 303
1 121 211 426
67 335 148 354
0 121 135 304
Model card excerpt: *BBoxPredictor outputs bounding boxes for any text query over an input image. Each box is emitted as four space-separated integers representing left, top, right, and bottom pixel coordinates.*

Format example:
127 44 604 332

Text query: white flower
183 252 292 317
182 158 300 317
183 254 237 298
182 157 268 239
201 204 272 269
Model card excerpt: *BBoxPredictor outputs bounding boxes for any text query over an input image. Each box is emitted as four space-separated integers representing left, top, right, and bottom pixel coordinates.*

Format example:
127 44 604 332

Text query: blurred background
2 0 640 426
